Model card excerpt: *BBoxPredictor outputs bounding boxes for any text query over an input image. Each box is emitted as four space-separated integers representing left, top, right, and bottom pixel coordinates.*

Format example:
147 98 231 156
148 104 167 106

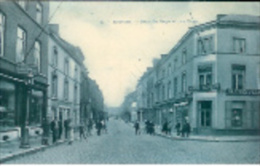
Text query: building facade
136 14 260 135
47 24 83 129
0 1 49 141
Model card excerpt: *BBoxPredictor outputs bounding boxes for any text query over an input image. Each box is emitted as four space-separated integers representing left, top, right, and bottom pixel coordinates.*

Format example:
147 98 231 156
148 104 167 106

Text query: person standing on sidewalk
50 117 58 144
68 119 74 145
175 122 181 136
42 118 50 145
134 121 140 135
64 119 69 140
79 123 87 141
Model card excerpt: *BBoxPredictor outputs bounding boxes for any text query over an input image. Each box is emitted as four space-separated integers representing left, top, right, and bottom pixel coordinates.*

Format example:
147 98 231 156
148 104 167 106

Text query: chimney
49 24 59 35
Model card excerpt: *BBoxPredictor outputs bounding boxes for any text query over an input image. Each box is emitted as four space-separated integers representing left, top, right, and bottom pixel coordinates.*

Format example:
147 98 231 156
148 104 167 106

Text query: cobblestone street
5 119 260 164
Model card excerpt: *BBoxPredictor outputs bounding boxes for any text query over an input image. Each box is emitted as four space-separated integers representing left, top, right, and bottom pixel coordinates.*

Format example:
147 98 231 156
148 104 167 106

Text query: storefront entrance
198 101 212 128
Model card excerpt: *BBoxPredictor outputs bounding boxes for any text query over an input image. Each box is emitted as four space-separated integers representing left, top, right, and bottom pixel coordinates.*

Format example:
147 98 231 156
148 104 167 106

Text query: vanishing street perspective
0 0 260 164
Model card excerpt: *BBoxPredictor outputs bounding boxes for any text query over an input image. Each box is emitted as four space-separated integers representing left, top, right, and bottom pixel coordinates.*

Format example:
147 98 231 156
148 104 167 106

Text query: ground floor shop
0 74 47 142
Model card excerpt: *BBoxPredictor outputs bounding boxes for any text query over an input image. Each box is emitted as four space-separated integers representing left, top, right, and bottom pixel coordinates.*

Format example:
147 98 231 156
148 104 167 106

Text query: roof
219 14 260 24
50 32 85 65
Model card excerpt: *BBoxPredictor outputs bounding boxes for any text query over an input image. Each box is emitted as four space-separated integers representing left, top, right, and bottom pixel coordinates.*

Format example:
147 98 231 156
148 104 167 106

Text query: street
5 119 260 164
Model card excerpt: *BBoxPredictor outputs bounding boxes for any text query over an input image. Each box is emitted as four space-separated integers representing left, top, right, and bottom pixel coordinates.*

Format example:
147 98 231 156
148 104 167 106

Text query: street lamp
20 69 34 148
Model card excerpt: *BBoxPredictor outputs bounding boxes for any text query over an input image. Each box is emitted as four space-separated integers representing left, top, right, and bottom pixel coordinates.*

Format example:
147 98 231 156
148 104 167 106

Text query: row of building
0 1 104 143
130 14 260 135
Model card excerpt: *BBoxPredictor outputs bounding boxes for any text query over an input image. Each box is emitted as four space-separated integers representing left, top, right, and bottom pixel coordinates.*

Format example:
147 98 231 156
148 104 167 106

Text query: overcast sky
49 1 260 107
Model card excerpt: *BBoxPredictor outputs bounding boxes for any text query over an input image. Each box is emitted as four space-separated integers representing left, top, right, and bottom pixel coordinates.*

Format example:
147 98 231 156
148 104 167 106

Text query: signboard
226 89 260 96
188 83 220 92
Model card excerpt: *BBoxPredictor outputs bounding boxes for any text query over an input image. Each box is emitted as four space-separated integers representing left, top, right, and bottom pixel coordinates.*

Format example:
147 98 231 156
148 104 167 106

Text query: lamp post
20 70 33 148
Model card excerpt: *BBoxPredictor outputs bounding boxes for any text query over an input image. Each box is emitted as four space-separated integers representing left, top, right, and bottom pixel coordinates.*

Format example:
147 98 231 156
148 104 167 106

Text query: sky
49 1 260 107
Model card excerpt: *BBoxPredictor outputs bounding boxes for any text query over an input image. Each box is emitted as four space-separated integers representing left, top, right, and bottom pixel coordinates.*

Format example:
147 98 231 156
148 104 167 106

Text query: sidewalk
153 126 260 142
0 131 84 163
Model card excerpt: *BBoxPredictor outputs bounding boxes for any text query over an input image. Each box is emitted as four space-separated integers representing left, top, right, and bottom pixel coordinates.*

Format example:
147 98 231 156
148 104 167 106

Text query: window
168 81 172 99
162 85 165 100
198 36 213 55
182 49 187 64
74 85 78 103
174 77 178 97
74 66 78 80
36 2 42 24
53 46 58 67
51 73 58 97
16 27 26 63
64 79 69 100
17 0 26 9
174 57 178 70
161 69 165 79
182 72 187 92
199 101 212 127
168 64 171 76
233 38 246 53
198 65 212 90
232 65 245 90
34 41 41 72
231 109 242 127
64 58 69 75
0 12 5 57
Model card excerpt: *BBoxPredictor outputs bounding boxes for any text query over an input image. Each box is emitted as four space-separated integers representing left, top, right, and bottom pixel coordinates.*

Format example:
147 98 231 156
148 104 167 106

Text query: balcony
188 83 220 93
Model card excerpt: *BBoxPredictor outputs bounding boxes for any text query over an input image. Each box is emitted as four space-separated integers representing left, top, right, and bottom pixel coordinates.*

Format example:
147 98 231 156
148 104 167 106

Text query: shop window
199 101 212 127
29 96 42 125
0 12 5 57
198 65 212 90
16 27 26 63
231 109 242 127
232 65 245 90
233 38 246 54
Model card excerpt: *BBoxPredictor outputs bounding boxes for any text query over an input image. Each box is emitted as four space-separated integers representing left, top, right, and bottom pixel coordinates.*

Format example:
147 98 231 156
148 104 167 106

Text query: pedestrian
67 119 74 145
58 119 63 140
79 123 87 141
64 119 69 140
41 117 49 145
175 122 181 136
162 121 169 135
96 120 102 136
87 119 93 136
150 121 155 135
134 121 140 135
184 121 191 137
50 117 58 144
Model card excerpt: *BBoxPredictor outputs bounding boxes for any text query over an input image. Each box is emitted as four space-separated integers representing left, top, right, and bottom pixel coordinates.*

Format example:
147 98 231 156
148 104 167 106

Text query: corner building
137 15 260 134
0 1 49 140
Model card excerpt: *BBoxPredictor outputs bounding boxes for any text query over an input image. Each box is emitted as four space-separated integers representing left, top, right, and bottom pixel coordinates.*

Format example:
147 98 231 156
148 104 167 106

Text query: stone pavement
0 131 81 163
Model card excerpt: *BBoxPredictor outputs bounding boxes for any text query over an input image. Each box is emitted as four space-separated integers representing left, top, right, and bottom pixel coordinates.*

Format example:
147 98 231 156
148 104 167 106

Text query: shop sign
226 89 260 96
188 83 220 92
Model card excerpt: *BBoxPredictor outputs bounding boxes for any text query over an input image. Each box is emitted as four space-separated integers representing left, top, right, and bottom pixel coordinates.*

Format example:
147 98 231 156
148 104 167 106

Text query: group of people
133 119 191 137
134 120 155 135
175 121 191 137
41 117 104 146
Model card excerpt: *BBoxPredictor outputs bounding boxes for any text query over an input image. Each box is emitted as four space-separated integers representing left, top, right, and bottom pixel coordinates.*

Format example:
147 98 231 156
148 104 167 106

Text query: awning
0 106 7 112
0 80 15 91
174 102 188 107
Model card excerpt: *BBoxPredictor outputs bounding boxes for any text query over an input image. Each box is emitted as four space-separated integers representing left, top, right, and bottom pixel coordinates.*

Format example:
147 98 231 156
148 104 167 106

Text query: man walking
50 117 58 144
134 121 140 135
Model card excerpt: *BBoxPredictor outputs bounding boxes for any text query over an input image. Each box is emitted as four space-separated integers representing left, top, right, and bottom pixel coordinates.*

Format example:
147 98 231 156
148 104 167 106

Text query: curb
155 133 260 142
0 140 67 163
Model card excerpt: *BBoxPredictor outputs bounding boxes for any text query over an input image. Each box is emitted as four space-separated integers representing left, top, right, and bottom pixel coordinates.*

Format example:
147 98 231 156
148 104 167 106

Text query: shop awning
0 80 15 91
174 102 188 107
